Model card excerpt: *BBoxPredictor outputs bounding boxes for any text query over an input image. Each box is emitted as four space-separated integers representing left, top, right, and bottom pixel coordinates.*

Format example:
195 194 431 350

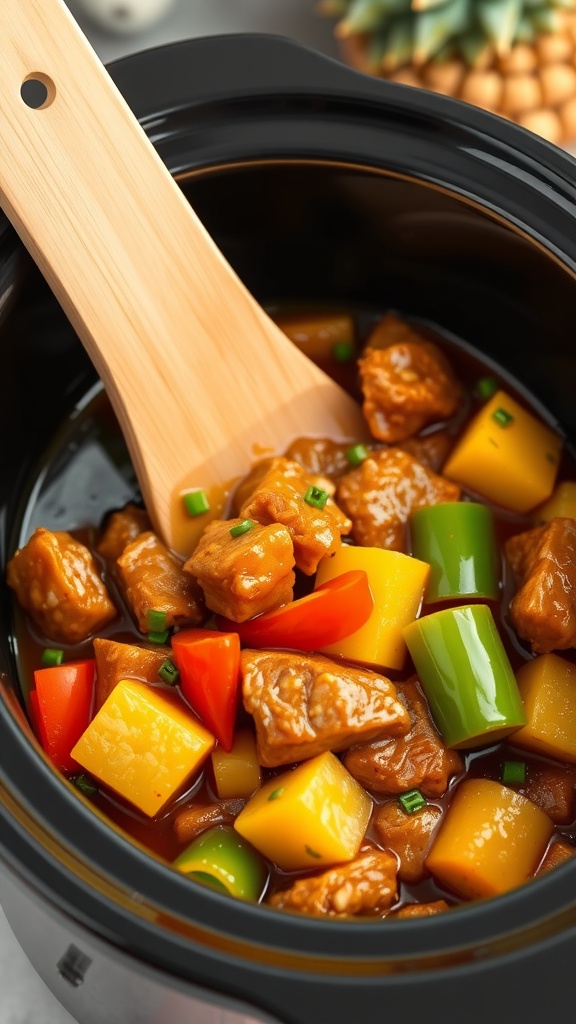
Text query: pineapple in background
318 0 576 146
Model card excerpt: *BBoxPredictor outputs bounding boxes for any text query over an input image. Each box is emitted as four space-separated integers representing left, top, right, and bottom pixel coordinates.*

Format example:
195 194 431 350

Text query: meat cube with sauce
343 678 463 797
117 531 206 633
336 448 461 551
267 844 398 917
7 527 116 644
184 518 295 622
93 637 173 710
174 798 246 845
373 800 442 883
399 429 454 473
283 437 354 482
536 838 576 875
358 313 462 443
231 456 304 516
239 457 352 574
97 502 152 561
390 900 451 919
505 517 576 654
521 763 576 825
241 649 410 768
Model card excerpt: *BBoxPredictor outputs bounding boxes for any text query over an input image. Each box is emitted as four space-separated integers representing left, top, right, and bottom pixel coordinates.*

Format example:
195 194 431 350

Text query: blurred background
66 0 340 65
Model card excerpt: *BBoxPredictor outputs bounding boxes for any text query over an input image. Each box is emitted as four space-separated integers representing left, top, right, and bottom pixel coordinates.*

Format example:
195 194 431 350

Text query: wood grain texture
0 0 366 556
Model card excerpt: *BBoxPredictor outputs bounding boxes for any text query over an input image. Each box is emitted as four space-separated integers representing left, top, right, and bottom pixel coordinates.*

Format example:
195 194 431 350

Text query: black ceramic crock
0 214 27 327
1 33 576 1024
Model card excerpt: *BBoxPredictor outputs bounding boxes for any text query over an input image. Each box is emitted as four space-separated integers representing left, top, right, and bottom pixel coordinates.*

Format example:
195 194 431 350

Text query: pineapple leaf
412 0 455 12
413 0 471 63
476 0 523 55
336 0 409 34
529 4 561 29
380 15 415 68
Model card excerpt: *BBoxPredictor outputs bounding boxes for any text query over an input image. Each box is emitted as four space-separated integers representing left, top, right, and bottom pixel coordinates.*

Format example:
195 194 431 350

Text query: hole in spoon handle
20 72 56 109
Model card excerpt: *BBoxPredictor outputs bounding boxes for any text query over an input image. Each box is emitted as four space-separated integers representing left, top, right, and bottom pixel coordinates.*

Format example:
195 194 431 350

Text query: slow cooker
1 32 576 1024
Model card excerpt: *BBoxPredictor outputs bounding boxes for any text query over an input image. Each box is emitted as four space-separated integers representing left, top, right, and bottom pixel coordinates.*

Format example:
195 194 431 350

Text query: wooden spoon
0 0 366 557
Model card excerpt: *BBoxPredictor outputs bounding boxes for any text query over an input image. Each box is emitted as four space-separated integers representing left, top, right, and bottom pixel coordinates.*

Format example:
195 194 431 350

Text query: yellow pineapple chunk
443 390 561 512
211 728 262 800
71 679 215 816
510 654 576 763
234 751 372 871
534 481 576 524
315 546 430 670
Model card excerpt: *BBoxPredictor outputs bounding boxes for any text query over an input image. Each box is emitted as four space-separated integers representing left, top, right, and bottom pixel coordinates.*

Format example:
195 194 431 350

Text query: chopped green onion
147 608 167 633
501 760 526 785
475 376 498 400
304 485 329 510
230 520 254 538
331 340 356 363
70 773 98 797
346 443 369 467
398 789 427 814
41 648 64 668
183 490 210 517
148 629 170 645
268 786 285 801
158 659 179 685
492 408 514 428
305 845 322 858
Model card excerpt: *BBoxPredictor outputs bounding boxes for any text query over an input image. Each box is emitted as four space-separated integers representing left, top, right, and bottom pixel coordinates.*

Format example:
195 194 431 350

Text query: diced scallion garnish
268 786 285 801
346 443 368 467
158 659 179 685
331 340 355 363
183 490 210 517
230 520 254 538
148 629 170 645
476 376 498 400
398 789 427 814
492 408 514 428
41 648 64 667
147 608 167 633
501 760 526 785
305 845 322 858
304 485 329 510
70 773 98 797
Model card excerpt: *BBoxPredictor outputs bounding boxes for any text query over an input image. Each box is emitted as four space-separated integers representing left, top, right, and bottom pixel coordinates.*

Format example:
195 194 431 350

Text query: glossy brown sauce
11 308 576 911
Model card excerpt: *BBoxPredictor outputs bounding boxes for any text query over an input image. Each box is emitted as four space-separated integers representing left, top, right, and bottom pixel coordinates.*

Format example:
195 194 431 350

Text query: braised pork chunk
241 649 410 768
336 448 460 551
268 844 398 917
117 531 206 633
184 517 295 622
7 527 116 644
343 678 462 797
505 516 576 653
239 456 351 574
358 313 462 443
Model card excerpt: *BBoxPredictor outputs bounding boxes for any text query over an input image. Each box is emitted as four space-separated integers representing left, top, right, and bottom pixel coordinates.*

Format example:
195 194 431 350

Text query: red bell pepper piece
171 629 240 752
215 570 374 651
32 659 96 773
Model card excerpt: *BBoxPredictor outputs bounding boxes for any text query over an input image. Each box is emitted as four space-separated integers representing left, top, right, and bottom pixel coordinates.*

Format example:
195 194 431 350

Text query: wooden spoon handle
0 0 365 556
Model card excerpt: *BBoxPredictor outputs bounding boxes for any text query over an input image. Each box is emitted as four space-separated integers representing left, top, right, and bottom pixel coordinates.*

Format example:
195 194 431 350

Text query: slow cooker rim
1 30 576 980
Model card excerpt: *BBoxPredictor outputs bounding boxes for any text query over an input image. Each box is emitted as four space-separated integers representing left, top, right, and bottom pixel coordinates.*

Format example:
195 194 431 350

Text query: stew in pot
6 309 576 919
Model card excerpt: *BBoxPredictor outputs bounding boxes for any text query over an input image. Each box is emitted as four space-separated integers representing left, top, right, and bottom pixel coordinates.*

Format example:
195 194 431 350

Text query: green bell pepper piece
172 825 268 901
409 501 498 604
403 604 526 749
